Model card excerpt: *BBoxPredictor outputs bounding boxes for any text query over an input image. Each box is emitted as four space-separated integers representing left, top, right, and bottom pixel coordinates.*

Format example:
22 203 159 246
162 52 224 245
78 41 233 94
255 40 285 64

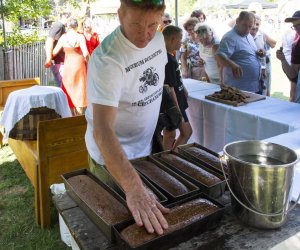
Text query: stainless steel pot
221 140 299 229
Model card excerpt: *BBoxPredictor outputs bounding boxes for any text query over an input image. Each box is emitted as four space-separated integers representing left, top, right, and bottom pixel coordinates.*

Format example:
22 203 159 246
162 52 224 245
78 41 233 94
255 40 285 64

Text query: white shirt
85 26 168 164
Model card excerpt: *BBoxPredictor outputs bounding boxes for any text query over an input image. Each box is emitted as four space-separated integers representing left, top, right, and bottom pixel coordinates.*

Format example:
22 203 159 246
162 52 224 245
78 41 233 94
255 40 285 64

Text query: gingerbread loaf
132 160 190 196
159 153 221 186
67 175 131 224
184 146 228 172
120 197 219 248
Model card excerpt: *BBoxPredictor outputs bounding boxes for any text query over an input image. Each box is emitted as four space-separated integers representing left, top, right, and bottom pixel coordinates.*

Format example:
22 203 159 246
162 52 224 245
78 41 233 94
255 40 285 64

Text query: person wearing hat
276 11 300 103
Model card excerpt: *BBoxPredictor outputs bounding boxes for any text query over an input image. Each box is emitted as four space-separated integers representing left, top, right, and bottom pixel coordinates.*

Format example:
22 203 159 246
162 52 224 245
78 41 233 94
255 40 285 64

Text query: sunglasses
163 20 172 24
131 0 164 6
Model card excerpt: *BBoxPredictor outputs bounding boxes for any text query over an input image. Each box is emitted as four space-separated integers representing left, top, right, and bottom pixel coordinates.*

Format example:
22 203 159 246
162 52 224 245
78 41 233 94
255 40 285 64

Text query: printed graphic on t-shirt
139 67 159 93
132 87 163 107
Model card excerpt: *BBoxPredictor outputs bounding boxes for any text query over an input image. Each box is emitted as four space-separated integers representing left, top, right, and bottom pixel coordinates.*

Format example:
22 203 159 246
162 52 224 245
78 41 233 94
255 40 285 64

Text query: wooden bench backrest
37 115 88 186
0 78 40 108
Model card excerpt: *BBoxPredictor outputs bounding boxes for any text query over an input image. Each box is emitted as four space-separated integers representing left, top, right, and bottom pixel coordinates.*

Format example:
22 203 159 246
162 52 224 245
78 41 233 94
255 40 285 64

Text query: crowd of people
43 0 300 235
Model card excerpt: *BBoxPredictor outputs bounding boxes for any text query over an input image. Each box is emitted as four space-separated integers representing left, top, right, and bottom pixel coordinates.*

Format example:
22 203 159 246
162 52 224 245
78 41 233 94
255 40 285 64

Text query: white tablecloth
184 79 300 152
265 130 300 204
0 85 72 141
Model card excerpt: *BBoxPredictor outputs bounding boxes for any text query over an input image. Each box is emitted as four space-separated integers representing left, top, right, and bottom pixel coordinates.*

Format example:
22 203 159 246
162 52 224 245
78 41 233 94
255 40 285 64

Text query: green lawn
0 145 68 250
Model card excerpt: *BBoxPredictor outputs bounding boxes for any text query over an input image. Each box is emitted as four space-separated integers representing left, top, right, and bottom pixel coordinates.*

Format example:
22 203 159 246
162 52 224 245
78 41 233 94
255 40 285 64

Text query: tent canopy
225 0 278 10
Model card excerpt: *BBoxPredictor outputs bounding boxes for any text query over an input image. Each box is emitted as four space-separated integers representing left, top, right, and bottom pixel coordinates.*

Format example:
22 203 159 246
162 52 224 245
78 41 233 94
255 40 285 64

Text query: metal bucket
221 140 299 229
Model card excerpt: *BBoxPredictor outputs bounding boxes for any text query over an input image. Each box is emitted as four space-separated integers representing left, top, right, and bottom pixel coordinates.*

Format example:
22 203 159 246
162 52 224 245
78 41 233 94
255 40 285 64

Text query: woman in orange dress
53 18 89 115
82 18 100 55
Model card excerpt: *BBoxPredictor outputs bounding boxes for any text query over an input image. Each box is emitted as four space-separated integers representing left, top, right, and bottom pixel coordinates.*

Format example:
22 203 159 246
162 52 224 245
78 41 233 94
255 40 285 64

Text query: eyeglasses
291 24 300 30
163 20 172 24
131 0 164 6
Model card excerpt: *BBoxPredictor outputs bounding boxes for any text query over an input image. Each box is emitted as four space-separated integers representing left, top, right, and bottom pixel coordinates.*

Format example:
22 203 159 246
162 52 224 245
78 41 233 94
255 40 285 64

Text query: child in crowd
162 25 192 150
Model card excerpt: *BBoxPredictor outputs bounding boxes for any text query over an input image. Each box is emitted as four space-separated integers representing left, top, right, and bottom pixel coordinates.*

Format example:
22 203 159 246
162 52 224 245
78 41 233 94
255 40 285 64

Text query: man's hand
276 49 286 62
126 183 169 235
231 63 243 78
44 59 52 68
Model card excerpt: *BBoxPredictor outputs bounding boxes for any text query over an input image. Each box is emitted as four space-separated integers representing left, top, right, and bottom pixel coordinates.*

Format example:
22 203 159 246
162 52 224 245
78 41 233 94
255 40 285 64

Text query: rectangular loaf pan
177 142 229 175
151 151 226 198
95 163 168 205
62 168 132 243
131 156 200 203
113 192 225 250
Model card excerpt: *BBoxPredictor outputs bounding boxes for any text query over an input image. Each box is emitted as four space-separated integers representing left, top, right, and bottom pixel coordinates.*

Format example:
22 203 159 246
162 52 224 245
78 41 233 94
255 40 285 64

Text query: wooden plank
8 139 37 184
0 78 40 107
38 115 88 228
61 207 118 250
205 91 266 107
53 193 77 212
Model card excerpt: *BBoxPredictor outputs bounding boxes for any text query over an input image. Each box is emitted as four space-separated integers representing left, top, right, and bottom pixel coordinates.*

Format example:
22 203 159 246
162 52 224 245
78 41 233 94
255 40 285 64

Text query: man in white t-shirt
85 0 169 235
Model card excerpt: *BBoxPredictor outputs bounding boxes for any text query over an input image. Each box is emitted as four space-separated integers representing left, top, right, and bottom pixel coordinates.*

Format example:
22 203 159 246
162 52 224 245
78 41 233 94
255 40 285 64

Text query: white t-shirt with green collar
85 26 167 164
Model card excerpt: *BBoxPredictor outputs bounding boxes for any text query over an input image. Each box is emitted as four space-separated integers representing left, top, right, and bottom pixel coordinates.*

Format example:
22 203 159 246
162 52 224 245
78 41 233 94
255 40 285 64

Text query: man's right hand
231 63 243 78
44 59 52 68
126 183 169 235
276 50 286 62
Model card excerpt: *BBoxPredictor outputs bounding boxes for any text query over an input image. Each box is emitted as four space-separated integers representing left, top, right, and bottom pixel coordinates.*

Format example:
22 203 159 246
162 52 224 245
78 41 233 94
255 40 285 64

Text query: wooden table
53 192 300 250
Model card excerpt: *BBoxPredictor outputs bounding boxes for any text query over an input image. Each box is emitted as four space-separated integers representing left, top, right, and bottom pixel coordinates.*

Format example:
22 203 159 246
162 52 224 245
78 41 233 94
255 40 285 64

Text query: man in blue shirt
216 11 261 93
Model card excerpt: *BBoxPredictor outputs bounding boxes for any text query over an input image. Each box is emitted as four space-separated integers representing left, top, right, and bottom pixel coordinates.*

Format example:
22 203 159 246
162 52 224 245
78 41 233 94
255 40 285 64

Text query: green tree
2 0 51 24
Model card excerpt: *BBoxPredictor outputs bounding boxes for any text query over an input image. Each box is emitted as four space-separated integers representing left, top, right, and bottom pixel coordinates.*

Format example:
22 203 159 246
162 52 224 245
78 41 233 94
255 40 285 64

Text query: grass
271 92 289 101
0 145 68 250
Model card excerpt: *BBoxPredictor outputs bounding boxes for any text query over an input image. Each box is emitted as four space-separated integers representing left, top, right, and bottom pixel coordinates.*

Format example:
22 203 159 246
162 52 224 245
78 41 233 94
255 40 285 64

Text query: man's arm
44 37 55 68
52 36 63 57
276 50 299 79
215 53 243 79
92 103 169 235
263 32 277 48
180 51 188 78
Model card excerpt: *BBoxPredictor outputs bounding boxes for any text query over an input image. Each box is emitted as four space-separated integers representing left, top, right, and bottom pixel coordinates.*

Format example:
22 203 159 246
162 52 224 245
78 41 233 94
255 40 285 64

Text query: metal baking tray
177 142 229 175
130 156 200 203
113 193 225 250
62 168 132 242
151 151 226 198
95 164 168 205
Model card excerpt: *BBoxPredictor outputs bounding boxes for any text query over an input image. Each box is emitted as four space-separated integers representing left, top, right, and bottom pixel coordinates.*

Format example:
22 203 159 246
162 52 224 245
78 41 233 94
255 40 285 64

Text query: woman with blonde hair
82 18 100 55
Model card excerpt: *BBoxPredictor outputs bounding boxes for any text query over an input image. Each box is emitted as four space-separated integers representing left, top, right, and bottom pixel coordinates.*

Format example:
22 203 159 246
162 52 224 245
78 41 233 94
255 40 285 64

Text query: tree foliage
2 0 52 24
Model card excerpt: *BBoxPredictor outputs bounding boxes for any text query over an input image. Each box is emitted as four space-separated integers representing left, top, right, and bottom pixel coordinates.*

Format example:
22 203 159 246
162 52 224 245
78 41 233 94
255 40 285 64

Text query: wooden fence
0 42 53 85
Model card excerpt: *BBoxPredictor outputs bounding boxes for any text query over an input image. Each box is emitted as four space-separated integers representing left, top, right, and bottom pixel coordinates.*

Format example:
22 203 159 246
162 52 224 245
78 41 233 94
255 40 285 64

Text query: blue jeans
50 63 63 88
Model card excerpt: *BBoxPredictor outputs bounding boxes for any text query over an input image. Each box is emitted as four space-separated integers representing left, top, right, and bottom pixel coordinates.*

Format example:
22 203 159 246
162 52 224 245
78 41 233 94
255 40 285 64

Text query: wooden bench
8 115 88 228
0 78 40 146
0 78 88 228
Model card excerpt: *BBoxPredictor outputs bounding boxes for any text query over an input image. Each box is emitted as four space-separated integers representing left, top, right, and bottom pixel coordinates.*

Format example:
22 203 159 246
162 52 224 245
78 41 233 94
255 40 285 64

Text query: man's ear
117 7 124 26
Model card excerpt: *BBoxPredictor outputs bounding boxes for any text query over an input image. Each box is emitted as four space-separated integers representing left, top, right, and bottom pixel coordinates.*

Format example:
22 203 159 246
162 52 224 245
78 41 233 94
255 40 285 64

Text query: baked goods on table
68 175 131 224
120 197 219 248
132 160 190 196
209 85 249 103
159 153 221 186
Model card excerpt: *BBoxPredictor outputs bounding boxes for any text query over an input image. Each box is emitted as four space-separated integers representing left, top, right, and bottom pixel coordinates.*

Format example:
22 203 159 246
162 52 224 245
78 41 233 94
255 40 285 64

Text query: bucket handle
219 154 300 217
